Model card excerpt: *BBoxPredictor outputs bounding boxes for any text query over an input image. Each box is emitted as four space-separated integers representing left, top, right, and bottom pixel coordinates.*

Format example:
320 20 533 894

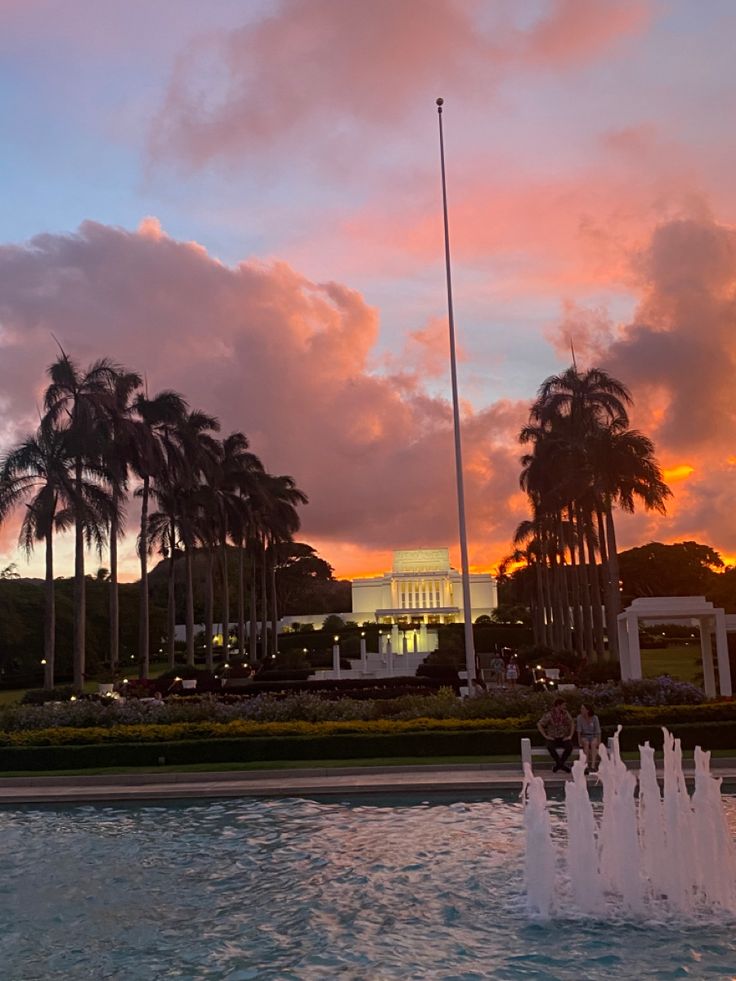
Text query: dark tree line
0 350 307 688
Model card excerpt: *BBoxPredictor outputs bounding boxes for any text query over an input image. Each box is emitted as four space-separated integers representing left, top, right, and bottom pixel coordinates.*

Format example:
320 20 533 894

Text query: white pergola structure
617 596 732 698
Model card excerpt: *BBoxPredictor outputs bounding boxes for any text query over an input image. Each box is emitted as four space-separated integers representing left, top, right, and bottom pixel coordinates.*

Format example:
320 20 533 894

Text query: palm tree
131 390 188 678
212 434 264 660
0 428 76 688
147 484 183 669
589 425 671 656
518 365 670 664
102 369 142 677
260 474 308 660
173 409 221 665
532 366 632 433
43 352 120 688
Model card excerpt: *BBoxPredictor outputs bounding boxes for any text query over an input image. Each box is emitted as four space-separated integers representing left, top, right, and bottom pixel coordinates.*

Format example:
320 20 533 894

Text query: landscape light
303 648 308 654
224 663 229 669
174 676 181 682
40 658 46 665
70 695 77 702
536 664 542 670
361 632 365 638
334 635 339 643
123 678 129 684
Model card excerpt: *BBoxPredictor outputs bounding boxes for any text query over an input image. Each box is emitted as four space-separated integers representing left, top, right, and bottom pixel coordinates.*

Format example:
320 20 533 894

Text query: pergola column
715 609 732 697
617 615 631 679
626 612 642 679
699 618 716 699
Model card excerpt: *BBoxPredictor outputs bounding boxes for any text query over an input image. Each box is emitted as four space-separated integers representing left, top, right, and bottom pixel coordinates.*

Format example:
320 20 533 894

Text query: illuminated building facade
351 547 497 626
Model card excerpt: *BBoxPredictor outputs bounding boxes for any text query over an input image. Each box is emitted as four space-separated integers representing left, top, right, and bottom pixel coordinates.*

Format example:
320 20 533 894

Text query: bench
521 736 614 770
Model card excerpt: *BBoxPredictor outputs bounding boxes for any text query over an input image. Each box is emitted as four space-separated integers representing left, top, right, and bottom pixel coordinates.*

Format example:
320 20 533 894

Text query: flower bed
0 676 711 734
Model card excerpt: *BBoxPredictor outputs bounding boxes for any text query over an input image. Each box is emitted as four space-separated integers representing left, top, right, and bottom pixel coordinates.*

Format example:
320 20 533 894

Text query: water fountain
522 726 736 918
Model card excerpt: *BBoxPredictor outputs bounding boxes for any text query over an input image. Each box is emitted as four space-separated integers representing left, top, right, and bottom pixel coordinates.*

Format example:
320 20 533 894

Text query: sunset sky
2 0 736 581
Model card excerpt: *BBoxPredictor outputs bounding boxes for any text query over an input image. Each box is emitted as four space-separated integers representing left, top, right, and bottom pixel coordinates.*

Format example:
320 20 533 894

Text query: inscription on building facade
392 548 450 573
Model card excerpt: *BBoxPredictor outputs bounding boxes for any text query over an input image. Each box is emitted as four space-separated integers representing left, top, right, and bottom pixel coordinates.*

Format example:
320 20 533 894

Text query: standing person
505 658 519 687
537 698 575 773
490 651 505 685
576 702 601 774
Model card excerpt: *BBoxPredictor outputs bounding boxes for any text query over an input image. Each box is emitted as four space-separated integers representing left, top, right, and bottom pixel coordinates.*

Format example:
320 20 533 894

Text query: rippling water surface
1 794 736 979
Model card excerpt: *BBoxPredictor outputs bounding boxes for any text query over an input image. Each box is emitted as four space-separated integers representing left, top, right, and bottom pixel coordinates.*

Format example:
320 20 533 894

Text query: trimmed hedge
4 720 736 772
0 716 535 747
222 676 443 699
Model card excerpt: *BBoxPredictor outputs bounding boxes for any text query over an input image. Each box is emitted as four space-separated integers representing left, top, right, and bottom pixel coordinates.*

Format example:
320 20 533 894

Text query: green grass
641 644 702 684
0 659 176 706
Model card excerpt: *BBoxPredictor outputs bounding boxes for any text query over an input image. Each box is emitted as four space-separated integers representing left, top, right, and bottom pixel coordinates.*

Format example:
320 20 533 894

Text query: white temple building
351 547 497 627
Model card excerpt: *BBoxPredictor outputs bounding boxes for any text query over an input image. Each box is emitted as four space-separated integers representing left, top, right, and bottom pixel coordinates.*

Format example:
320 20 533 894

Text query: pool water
1 795 736 979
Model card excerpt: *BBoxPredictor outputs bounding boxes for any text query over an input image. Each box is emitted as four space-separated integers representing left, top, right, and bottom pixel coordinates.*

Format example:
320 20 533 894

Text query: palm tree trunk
167 523 176 669
260 537 268 661
138 474 150 679
605 506 623 654
109 510 119 678
584 515 606 659
221 540 230 659
596 507 618 661
540 550 553 647
237 544 245 656
269 549 279 658
556 516 572 650
44 529 55 690
575 504 595 660
205 549 214 670
249 549 257 662
73 458 85 690
567 506 583 656
185 544 195 666
533 559 545 645
550 549 564 650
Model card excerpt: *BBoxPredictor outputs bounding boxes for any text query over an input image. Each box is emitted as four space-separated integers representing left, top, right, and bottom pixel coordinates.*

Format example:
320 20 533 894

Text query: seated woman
576 702 601 774
537 698 575 773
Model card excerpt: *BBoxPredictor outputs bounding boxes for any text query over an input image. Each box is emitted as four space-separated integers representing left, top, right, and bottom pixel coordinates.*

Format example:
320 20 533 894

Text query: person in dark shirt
537 698 575 773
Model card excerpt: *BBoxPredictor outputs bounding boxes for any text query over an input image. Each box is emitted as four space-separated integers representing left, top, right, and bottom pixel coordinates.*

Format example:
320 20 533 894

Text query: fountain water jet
522 727 736 919
521 762 556 917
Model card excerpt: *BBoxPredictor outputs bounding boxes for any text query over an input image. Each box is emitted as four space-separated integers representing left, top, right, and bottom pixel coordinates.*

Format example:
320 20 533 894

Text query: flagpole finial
436 97 443 112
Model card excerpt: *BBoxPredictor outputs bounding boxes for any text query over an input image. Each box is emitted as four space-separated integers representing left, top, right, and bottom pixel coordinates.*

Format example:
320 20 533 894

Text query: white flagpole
436 97 476 686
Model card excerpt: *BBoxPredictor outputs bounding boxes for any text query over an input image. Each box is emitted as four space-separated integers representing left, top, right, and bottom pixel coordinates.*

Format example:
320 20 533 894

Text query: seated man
537 698 575 773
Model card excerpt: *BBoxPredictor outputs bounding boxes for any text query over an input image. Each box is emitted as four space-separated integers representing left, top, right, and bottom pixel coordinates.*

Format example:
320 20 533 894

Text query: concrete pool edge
3 759 736 804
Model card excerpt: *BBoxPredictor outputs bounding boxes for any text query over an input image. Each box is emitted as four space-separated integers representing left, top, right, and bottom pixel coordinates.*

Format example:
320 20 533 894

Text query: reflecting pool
1 794 736 979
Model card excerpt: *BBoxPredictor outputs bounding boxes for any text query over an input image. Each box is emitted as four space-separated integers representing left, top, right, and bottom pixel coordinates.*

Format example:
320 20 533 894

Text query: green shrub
20 686 78 705
4 719 736 771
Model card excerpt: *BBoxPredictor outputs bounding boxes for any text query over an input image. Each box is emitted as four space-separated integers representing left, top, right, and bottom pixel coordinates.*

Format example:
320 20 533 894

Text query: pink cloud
4 214 736 577
548 215 736 556
0 220 528 577
150 0 652 168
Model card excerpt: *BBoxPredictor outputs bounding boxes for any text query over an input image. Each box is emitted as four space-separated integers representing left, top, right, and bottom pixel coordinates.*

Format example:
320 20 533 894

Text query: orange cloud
662 465 695 482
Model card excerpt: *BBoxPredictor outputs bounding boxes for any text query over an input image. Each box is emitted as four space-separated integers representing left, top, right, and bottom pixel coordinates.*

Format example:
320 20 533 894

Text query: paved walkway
2 760 736 805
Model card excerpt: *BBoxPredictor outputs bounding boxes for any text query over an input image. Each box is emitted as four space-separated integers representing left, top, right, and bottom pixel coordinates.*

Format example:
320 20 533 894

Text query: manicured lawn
0 659 175 706
641 644 702 685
